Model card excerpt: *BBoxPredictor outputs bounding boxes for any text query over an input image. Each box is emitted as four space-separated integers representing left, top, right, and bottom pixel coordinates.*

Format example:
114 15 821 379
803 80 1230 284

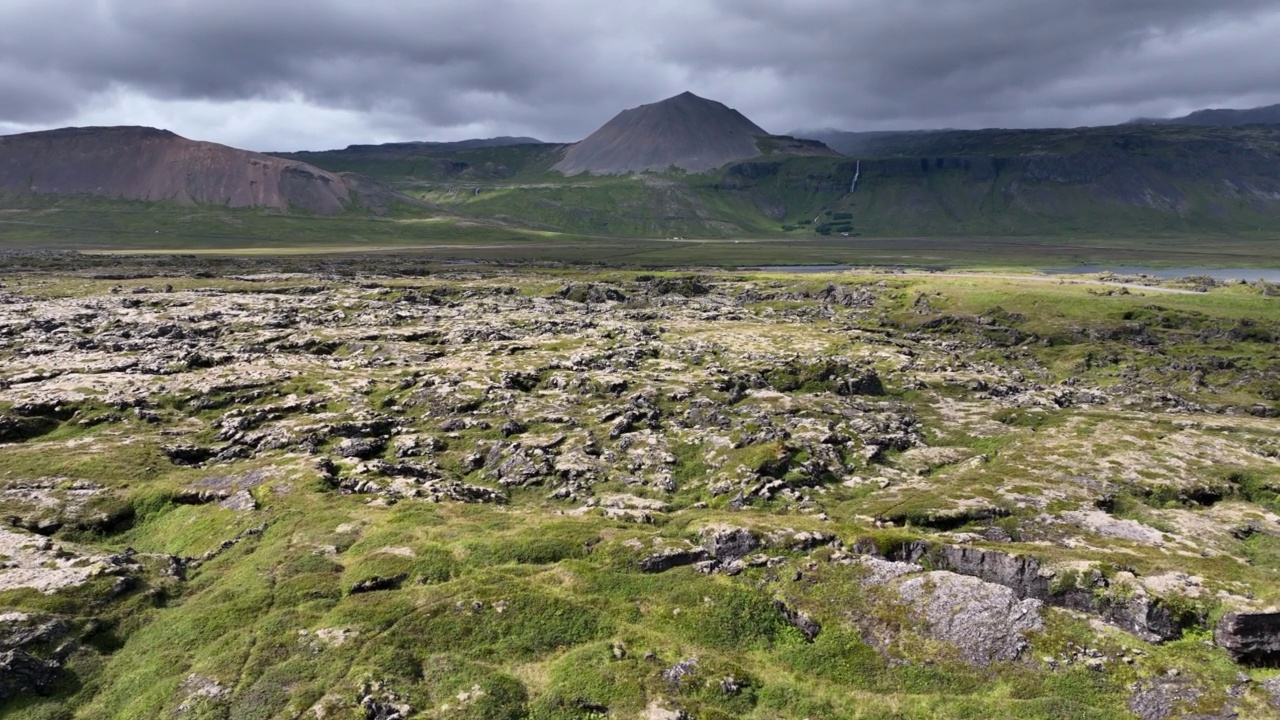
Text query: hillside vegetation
278 124 1280 241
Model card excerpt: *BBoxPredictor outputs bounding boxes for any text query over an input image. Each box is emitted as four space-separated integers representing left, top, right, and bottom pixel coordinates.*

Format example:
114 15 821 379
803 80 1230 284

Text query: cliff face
0 127 353 214
715 124 1280 235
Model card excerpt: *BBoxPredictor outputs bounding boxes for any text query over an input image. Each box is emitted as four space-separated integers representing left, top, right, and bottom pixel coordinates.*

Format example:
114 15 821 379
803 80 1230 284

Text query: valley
1 87 1280 720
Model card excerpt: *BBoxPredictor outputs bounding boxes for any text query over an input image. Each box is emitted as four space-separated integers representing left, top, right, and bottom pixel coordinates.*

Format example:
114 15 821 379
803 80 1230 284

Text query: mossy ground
1 264 1278 719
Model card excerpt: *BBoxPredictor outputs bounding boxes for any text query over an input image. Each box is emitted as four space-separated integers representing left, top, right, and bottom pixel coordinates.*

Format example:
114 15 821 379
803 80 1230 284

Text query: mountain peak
553 93 769 175
669 91 705 102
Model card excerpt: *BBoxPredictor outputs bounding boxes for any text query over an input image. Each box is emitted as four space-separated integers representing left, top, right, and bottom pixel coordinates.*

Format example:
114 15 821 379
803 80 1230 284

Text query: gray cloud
2 0 1280 149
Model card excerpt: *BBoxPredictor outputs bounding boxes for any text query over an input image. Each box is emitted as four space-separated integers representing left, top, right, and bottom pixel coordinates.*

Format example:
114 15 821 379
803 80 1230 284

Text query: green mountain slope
275 143 569 184
359 123 1280 239
6 119 1280 243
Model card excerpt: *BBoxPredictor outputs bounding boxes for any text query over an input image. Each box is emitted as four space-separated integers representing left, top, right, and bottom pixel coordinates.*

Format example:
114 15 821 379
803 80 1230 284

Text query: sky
3 0 1280 151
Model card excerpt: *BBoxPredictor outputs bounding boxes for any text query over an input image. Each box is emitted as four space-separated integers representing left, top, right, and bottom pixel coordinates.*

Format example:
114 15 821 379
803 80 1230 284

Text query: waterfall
850 160 861 193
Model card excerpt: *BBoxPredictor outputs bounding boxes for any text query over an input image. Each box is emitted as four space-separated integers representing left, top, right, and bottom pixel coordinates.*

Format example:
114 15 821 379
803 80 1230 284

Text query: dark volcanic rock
162 444 218 466
348 574 408 595
1214 612 1280 666
357 681 412 720
837 370 886 396
774 599 821 642
559 283 626 304
701 527 760 562
905 545 1189 643
0 415 59 443
554 92 769 175
1263 677 1280 708
639 546 709 573
0 649 59 701
0 617 66 651
337 437 387 460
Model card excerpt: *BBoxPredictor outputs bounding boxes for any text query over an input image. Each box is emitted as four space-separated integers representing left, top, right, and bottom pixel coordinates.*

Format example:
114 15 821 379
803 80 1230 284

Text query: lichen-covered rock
348 574 408 595
935 545 1186 642
700 526 760 562
894 571 1044 666
853 555 923 586
175 673 231 714
1126 677 1204 720
1263 677 1280 709
0 613 65 651
0 527 121 594
337 437 386 460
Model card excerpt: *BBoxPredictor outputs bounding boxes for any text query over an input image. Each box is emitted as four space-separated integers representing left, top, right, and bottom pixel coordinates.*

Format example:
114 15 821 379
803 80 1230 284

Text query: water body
1044 266 1280 282
745 264 1280 282
745 265 861 273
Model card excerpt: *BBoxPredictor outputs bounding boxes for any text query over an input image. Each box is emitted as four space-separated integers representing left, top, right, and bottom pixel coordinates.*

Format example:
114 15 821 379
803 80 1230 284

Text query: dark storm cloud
671 0 1280 126
2 0 1280 149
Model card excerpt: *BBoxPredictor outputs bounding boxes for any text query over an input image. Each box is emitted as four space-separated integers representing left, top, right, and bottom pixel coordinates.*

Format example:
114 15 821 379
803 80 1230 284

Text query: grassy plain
1 263 1278 719
2 197 1279 269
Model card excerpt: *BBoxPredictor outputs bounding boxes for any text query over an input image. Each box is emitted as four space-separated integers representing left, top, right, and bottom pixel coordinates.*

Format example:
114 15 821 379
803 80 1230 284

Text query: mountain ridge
0 126 359 215
1133 103 1280 127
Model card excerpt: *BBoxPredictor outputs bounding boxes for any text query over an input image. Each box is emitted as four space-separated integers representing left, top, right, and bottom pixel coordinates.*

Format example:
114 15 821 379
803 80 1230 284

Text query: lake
743 264 1280 282
1044 266 1280 282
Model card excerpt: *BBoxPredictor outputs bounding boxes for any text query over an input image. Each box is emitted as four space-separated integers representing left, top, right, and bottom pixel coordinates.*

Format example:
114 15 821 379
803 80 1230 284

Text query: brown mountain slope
553 92 777 175
0 126 353 214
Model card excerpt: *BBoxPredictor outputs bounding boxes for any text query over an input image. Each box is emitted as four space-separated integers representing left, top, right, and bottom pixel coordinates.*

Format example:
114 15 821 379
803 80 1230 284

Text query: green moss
343 546 460 587
462 521 601 566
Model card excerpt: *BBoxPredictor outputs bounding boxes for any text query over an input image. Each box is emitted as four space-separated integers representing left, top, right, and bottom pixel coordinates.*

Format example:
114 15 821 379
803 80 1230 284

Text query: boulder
0 649 59 701
894 571 1044 666
337 437 386 460
348 574 407 595
1214 612 1280 666
701 526 760 562
936 545 1186 643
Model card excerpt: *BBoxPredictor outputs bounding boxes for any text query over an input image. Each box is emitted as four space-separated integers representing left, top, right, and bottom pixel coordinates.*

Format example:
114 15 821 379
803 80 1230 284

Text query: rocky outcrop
639 546 709 573
356 681 413 720
1214 612 1280 666
895 571 1044 666
773 599 821 642
700 526 760 562
348 574 408 595
855 542 1192 643
1127 677 1206 720
0 414 58 443
0 649 59 701
935 546 1188 643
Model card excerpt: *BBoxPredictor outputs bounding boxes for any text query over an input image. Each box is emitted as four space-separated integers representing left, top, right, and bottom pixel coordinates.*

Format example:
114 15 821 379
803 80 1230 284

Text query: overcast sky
3 0 1280 151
